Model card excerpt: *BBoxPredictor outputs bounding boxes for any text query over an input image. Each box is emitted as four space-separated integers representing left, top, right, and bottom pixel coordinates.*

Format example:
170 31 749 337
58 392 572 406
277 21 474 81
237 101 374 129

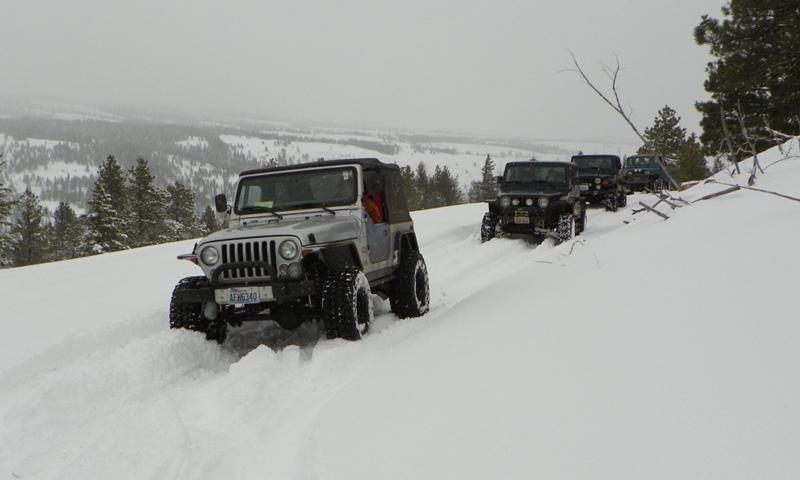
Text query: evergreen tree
677 134 710 183
0 158 15 268
468 154 500 202
51 202 85 261
165 181 200 240
637 106 687 158
694 1 800 158
127 157 169 247
96 155 128 214
414 162 430 209
431 165 463 207
85 176 128 253
399 165 422 211
10 188 50 267
199 205 221 236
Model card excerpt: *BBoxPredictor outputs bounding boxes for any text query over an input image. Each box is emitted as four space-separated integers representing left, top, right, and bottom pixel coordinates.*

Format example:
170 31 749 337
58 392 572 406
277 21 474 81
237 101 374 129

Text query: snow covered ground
1 139 798 479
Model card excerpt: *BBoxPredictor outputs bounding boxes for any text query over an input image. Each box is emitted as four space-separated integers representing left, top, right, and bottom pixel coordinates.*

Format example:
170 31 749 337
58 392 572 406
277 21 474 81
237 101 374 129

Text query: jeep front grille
219 240 277 281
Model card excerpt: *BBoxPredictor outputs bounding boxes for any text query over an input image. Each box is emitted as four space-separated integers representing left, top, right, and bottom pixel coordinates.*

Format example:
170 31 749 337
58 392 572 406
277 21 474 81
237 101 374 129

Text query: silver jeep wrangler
170 158 430 342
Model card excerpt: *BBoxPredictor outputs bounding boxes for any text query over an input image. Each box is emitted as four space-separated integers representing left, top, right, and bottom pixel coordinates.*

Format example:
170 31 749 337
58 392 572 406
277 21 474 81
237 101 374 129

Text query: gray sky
1 0 726 144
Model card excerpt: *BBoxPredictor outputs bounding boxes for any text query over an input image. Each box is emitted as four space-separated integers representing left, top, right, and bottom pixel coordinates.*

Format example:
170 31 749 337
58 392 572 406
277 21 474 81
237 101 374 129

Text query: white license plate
579 184 589 192
229 287 259 304
514 216 530 224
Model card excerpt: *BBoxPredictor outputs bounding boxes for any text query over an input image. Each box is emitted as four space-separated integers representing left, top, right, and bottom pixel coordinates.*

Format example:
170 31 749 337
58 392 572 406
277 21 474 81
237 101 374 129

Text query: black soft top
240 157 399 177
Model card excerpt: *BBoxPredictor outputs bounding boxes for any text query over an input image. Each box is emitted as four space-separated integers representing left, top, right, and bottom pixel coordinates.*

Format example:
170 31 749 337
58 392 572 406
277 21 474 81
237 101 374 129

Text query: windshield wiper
291 202 337 215
241 206 284 220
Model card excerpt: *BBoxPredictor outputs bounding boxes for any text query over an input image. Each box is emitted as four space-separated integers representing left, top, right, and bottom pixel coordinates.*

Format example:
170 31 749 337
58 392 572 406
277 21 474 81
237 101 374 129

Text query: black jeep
481 161 585 243
570 154 627 211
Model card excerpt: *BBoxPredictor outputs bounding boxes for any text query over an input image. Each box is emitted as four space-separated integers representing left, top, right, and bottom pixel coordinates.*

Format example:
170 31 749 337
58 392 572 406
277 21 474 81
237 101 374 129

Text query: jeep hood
200 214 360 246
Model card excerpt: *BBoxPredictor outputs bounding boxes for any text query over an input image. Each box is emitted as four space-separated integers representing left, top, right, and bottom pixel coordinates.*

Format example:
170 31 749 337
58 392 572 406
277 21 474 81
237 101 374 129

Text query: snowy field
1 139 798 479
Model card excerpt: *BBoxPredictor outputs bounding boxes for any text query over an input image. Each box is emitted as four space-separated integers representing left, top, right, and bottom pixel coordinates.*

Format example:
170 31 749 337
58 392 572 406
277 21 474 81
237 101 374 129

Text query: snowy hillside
1 138 798 479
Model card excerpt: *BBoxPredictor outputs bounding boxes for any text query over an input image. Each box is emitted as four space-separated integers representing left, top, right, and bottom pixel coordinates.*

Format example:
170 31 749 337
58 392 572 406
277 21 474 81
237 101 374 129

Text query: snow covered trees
694 1 800 159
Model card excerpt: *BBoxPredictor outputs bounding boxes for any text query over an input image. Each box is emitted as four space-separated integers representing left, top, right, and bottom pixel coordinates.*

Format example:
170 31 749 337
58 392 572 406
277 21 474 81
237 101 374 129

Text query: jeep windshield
234 166 358 214
626 155 659 167
572 156 617 175
503 164 568 188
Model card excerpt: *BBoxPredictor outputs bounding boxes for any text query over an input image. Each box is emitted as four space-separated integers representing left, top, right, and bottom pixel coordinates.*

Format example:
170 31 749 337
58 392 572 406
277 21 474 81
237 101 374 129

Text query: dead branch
718 103 742 174
567 52 646 145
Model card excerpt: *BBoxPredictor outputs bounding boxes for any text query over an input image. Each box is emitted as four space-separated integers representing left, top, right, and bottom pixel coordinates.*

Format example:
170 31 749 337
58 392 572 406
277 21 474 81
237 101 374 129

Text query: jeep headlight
537 197 549 208
279 240 299 260
594 178 601 184
199 246 219 265
499 196 511 208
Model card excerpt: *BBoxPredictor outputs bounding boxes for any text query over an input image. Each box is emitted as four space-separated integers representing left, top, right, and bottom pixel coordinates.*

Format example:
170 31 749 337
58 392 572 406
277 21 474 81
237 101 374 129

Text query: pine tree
199 205 220 236
637 106 687 158
431 165 463 207
694 1 800 157
414 162 430 209
677 133 710 183
399 166 422 211
85 176 128 253
127 157 169 247
51 202 85 261
166 181 200 240
0 158 15 268
10 188 50 267
468 154 500 202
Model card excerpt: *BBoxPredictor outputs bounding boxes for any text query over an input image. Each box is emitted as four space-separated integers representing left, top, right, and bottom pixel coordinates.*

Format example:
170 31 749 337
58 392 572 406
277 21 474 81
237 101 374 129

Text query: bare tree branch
567 52 646 145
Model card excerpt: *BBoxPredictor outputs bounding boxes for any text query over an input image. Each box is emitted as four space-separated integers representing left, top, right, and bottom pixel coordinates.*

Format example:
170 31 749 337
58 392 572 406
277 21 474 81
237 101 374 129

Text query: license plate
514 216 530 224
228 287 259 304
579 184 589 192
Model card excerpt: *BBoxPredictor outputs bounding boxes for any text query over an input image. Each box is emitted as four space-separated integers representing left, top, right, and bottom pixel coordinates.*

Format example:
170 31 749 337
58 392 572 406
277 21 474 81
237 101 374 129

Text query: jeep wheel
604 195 618 212
169 276 228 343
322 267 373 340
575 207 586 235
557 213 575 242
617 191 627 207
389 250 431 319
480 212 498 242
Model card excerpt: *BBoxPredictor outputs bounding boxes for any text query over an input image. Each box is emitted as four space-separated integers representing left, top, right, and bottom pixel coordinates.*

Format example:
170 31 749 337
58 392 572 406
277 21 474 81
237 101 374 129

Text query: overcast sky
1 0 727 144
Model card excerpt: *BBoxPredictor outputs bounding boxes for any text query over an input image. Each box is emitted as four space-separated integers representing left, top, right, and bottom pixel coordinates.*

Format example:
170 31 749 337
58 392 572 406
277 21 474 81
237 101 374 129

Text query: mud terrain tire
557 213 575 243
389 250 431 318
169 276 228 343
322 267 373 340
480 212 498 243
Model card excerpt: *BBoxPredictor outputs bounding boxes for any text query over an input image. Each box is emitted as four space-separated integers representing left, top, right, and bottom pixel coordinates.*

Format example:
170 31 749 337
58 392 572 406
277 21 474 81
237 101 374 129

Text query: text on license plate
228 287 259 304
514 216 530 224
579 184 589 191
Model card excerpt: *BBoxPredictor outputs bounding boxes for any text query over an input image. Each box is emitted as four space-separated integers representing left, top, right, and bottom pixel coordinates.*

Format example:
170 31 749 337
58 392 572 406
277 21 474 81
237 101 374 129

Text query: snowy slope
1 139 798 479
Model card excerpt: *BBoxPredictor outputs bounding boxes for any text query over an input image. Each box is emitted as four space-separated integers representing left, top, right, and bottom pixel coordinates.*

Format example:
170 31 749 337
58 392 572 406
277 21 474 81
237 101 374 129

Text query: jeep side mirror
215 194 229 213
495 175 503 184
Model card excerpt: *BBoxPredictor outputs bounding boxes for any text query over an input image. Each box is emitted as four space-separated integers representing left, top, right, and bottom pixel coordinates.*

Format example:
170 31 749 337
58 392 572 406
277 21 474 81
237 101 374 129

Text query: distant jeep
624 154 678 192
481 161 585 243
570 154 627 211
169 158 430 343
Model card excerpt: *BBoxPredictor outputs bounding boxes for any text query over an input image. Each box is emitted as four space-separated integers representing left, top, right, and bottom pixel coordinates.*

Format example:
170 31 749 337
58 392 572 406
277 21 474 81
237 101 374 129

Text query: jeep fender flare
317 243 362 270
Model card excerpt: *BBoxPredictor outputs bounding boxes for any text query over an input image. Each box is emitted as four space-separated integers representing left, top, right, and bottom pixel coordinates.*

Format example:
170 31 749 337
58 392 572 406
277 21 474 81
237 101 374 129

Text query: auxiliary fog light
525 198 534 206
511 198 520 206
280 262 305 280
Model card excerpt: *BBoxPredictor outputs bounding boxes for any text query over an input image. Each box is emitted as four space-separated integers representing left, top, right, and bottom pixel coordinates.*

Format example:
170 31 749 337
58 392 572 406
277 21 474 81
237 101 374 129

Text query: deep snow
1 139 799 479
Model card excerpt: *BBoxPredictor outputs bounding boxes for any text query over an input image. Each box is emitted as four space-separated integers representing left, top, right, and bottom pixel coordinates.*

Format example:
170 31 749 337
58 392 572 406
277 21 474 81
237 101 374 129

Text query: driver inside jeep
338 178 383 224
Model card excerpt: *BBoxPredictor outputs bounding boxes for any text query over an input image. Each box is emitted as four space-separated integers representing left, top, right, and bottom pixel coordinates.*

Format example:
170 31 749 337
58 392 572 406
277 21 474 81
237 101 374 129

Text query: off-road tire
322 267 373 340
557 213 575 243
389 250 431 319
575 206 586 235
169 276 228 343
480 212 498 242
617 191 627 207
604 195 618 212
